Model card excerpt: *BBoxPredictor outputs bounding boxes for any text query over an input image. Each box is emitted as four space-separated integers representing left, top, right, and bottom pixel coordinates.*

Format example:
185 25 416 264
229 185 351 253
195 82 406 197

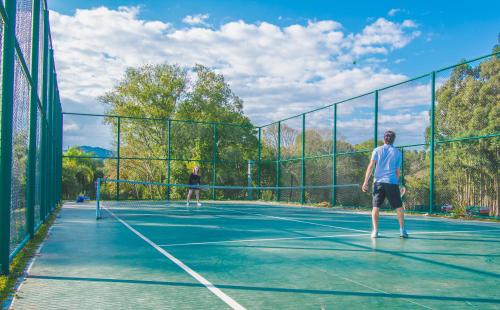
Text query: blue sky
51 1 499 149
50 0 499 76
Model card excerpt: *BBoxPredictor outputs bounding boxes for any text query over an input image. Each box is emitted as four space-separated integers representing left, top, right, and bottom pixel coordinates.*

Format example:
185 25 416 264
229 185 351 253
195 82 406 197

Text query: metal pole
40 7 49 219
47 50 54 211
301 114 306 204
51 71 57 211
401 148 405 186
116 117 121 200
166 119 171 200
332 104 337 206
96 178 101 219
429 71 436 214
0 0 17 275
58 106 63 204
212 124 217 200
257 128 261 200
374 90 379 149
247 160 254 200
27 0 41 238
276 121 281 201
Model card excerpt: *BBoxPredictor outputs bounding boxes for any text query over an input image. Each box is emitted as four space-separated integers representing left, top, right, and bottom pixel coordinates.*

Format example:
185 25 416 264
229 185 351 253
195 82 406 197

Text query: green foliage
434 51 499 217
64 51 498 216
98 63 257 199
62 147 104 199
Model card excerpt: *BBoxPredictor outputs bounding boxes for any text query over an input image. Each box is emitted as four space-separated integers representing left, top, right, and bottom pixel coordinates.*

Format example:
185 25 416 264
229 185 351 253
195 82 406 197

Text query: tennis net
95 178 359 219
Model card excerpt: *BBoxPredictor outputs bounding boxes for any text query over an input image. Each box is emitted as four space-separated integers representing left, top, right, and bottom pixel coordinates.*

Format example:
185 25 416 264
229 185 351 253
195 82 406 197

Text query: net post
429 71 436 214
276 121 281 201
331 104 337 206
301 113 306 204
212 124 217 200
116 116 121 200
166 119 171 201
247 160 254 200
257 127 261 200
27 0 41 238
0 0 17 275
96 178 102 219
374 90 379 149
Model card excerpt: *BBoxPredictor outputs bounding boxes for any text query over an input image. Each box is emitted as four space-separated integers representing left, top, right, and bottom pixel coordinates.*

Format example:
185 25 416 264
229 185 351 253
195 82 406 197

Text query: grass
0 205 61 307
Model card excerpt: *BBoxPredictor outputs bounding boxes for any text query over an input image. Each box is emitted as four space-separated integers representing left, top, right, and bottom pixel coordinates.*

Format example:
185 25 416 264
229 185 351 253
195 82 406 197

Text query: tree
98 63 257 200
434 50 499 216
62 147 104 199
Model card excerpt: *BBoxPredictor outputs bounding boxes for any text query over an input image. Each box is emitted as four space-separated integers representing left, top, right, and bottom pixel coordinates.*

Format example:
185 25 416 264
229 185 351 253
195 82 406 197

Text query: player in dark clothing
186 166 202 207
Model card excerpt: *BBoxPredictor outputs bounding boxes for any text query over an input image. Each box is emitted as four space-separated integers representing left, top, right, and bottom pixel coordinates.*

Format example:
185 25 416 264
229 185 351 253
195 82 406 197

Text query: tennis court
10 199 500 309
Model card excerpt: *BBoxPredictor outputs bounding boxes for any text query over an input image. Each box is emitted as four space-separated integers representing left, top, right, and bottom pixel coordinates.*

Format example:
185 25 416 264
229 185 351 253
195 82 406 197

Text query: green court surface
10 202 500 309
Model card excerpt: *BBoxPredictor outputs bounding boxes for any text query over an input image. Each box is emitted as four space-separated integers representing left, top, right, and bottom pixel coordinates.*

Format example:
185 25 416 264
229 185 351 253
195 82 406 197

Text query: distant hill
78 146 115 158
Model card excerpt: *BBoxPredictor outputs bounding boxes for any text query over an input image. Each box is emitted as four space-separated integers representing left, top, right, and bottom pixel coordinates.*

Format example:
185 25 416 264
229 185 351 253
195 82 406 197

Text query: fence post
374 90 379 149
116 116 121 200
0 0 17 275
47 50 54 212
401 148 405 186
166 119 171 200
257 127 261 200
40 7 49 220
276 121 281 201
27 0 41 238
59 106 63 204
332 104 337 206
212 124 217 200
301 114 306 204
429 71 436 214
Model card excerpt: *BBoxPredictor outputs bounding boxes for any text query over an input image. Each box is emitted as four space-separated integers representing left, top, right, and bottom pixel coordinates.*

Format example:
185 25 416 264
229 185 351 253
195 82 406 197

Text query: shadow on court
27 275 500 304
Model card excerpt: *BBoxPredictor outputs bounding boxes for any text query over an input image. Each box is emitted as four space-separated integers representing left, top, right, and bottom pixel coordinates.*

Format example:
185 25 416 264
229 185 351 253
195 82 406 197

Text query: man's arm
362 160 376 192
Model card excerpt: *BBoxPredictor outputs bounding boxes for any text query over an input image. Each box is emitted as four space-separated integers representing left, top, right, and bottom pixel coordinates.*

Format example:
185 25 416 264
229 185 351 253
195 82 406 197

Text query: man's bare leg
195 190 201 206
186 189 192 206
396 207 408 238
371 207 380 238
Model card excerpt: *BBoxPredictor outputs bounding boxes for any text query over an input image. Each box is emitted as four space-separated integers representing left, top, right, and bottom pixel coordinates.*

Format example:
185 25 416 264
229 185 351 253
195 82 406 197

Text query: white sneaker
371 230 379 238
400 229 409 238
186 202 190 207
197 202 202 207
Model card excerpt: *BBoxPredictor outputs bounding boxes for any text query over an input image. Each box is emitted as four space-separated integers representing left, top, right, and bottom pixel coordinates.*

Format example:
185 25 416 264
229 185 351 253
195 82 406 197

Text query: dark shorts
373 182 402 209
188 185 200 191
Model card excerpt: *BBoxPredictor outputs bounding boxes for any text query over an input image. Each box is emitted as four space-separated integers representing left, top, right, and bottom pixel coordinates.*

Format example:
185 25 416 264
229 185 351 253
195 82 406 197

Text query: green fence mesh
0 0 62 274
63 53 499 221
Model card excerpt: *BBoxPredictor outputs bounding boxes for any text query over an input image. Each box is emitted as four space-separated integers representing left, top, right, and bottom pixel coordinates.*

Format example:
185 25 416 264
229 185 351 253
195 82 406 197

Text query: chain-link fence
63 52 499 220
0 0 62 274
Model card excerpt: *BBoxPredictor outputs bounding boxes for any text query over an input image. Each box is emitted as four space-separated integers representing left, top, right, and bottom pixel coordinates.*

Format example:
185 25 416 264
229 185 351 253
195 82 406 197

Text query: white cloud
182 13 209 26
63 121 79 133
352 18 420 55
388 9 401 17
50 7 422 131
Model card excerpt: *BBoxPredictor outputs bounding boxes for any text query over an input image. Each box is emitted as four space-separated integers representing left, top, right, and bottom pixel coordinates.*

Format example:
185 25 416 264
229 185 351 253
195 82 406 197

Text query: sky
50 0 500 149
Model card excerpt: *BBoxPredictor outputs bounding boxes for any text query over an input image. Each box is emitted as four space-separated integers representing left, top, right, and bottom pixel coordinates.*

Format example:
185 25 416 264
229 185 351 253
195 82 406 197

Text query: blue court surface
10 202 500 309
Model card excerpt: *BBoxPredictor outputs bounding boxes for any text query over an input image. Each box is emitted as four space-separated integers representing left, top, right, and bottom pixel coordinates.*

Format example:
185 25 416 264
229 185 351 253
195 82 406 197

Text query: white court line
105 208 246 310
159 233 370 247
158 228 500 247
408 229 500 236
212 206 369 233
